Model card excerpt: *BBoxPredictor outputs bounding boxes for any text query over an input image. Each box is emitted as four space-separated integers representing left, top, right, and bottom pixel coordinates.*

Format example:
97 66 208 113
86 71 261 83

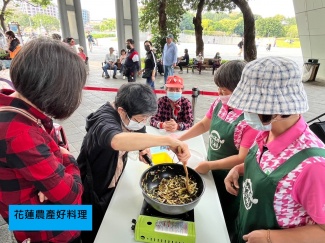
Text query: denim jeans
146 77 155 90
102 63 117 76
163 65 174 83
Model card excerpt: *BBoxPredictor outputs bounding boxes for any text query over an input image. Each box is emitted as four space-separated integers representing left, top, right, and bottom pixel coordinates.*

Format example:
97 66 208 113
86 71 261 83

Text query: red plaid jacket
0 89 83 242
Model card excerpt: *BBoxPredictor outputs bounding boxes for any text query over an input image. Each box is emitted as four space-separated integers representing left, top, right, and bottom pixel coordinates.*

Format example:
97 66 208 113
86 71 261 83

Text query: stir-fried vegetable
145 175 198 205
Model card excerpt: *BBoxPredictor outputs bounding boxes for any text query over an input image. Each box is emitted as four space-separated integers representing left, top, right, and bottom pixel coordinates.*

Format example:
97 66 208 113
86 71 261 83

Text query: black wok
140 163 205 215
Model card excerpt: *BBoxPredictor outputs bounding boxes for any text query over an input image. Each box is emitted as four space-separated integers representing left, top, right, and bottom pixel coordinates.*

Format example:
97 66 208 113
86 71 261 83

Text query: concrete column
115 0 140 59
57 0 87 55
293 0 325 80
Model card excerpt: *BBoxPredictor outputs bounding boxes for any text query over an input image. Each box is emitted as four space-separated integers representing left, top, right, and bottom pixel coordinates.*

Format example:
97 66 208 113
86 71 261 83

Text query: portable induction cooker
132 200 196 243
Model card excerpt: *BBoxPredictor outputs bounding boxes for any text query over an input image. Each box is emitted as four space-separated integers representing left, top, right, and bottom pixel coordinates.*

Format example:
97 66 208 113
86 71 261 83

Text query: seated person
119 49 127 78
196 52 204 74
156 58 164 76
177 48 189 74
212 52 222 75
102 47 117 79
150 75 194 132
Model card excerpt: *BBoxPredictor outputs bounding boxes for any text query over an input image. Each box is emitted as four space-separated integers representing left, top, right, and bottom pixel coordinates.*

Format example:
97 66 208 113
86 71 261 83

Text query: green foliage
99 18 116 32
286 25 298 38
6 12 31 29
180 12 195 30
276 37 301 48
92 33 115 38
255 16 286 37
31 14 60 32
139 0 185 56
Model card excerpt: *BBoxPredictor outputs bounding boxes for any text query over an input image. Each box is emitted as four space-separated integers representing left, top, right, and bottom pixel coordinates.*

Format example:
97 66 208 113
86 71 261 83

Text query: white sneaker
178 71 183 74
123 76 126 80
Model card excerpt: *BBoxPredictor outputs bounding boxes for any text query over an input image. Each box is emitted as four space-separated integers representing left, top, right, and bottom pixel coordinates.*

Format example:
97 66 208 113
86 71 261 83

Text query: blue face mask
244 112 272 131
167 91 182 102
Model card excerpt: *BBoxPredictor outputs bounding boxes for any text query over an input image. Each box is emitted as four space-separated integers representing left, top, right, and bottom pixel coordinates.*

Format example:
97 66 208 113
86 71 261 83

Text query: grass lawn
276 38 301 48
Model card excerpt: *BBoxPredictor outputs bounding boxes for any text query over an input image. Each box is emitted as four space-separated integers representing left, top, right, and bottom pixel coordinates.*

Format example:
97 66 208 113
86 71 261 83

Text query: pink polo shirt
255 116 325 227
206 98 258 149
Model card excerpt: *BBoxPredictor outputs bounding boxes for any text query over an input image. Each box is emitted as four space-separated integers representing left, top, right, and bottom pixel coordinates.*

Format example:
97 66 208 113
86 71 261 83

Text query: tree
31 14 60 33
256 17 285 37
180 12 195 31
99 18 116 32
139 0 185 57
0 0 51 32
232 0 256 62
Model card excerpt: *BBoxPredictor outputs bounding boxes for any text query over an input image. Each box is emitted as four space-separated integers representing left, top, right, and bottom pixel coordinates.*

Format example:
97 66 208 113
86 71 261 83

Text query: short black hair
144 40 152 46
126 38 134 44
52 33 61 41
115 83 157 117
5 30 15 38
120 49 126 54
214 60 246 92
184 49 188 53
10 38 87 119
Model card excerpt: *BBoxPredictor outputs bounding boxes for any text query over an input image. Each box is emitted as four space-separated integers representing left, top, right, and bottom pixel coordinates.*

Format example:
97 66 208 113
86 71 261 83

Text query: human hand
59 146 71 155
224 165 241 196
169 142 190 165
243 230 268 243
38 192 48 203
152 75 155 81
164 119 178 132
195 161 210 174
139 148 151 163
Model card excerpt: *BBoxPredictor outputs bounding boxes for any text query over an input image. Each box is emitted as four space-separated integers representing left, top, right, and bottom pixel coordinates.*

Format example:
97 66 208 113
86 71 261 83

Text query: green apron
207 102 244 239
233 146 325 243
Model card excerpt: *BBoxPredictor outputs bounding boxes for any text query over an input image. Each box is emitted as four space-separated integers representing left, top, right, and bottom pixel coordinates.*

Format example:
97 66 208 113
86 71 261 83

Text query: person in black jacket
177 48 189 74
124 38 140 82
141 40 157 89
77 83 191 243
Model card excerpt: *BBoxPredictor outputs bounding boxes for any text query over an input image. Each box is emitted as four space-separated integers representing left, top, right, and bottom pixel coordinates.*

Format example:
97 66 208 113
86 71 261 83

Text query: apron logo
243 178 258 210
209 130 225 150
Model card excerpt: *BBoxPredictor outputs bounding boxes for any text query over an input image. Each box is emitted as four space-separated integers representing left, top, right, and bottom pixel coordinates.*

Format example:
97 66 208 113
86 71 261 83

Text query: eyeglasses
126 114 150 124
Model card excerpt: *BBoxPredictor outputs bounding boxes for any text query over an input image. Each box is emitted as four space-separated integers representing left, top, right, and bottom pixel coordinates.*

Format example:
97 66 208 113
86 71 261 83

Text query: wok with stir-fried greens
140 163 205 215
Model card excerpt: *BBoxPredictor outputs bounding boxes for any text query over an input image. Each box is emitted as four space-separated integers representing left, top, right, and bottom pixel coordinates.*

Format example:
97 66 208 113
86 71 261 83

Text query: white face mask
244 112 272 131
219 94 231 105
121 114 145 131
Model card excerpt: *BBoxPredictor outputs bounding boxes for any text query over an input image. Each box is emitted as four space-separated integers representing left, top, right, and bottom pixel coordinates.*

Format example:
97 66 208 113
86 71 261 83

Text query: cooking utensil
142 153 153 166
140 163 205 215
177 147 191 194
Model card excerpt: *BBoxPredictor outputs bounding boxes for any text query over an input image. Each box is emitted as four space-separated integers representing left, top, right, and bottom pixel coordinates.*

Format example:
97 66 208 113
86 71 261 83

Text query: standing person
3 31 21 68
177 48 189 74
238 38 244 56
141 40 156 89
178 60 259 240
196 52 204 74
224 56 325 243
119 49 127 79
86 32 94 52
124 38 140 82
150 75 193 131
77 83 191 243
102 47 117 79
0 38 86 243
161 34 178 88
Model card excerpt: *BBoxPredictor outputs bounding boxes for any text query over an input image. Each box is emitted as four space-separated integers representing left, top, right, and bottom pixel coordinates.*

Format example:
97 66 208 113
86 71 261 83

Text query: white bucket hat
228 56 309 115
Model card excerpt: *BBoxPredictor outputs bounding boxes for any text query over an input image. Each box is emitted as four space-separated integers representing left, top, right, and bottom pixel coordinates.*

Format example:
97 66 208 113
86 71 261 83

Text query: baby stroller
307 113 325 143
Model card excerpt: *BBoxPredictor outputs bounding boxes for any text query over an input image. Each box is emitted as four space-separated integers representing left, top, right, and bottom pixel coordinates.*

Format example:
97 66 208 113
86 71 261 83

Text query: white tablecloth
95 126 230 243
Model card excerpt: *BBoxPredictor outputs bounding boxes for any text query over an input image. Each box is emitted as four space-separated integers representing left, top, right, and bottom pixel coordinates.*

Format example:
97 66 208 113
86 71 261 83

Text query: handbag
309 121 325 143
142 69 152 78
